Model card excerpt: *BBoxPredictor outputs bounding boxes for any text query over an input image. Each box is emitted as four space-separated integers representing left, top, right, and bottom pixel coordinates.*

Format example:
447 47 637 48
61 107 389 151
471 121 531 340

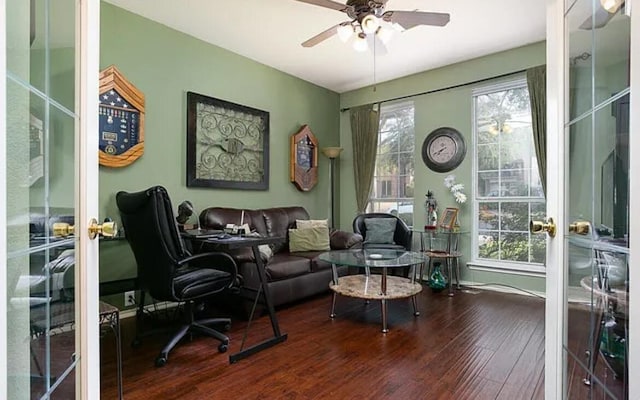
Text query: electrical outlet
124 290 136 306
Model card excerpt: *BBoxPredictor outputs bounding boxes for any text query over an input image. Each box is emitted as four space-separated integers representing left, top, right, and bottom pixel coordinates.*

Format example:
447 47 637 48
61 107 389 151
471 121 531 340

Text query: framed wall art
186 91 269 190
289 124 318 192
98 65 145 168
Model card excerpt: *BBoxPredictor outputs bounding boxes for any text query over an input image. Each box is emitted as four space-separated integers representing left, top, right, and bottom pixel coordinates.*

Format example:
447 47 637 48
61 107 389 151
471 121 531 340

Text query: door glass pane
565 0 629 393
593 4 629 108
48 0 76 111
567 0 594 121
6 0 78 398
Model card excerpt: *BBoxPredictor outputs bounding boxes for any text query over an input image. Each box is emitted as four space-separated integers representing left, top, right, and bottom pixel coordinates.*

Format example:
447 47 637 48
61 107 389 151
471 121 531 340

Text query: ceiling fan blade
302 23 342 47
295 0 350 12
383 10 450 29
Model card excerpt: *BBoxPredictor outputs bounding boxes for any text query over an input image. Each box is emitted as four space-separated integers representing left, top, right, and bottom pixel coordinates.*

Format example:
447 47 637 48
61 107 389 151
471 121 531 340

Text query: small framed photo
439 208 458 230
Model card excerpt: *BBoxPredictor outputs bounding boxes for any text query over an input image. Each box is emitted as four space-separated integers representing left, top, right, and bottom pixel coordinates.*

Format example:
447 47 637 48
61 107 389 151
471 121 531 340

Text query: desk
185 234 287 363
414 229 465 296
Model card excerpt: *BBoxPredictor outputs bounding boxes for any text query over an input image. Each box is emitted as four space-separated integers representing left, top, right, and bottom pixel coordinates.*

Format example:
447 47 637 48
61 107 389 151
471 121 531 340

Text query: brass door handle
88 218 118 240
53 222 75 237
530 217 556 238
569 221 590 235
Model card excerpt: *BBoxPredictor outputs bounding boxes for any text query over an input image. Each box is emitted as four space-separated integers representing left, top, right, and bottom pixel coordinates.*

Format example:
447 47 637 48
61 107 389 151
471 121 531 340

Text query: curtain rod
340 68 529 112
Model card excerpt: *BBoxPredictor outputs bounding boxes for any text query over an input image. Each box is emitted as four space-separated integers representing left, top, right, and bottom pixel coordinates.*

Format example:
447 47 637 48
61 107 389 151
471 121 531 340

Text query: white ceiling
105 0 546 93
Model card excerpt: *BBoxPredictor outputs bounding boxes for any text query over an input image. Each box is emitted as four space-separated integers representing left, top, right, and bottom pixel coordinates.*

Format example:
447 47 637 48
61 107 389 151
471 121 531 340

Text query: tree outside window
369 102 415 227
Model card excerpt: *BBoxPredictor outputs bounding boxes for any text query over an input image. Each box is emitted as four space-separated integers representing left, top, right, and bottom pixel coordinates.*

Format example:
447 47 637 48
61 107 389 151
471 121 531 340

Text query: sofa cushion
296 219 328 229
265 253 311 281
263 208 291 253
364 218 397 244
288 227 330 252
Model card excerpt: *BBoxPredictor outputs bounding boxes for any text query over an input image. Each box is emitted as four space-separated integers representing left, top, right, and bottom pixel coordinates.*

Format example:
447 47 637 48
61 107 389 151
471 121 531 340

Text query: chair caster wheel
155 356 167 367
223 323 231 332
218 343 228 353
131 338 142 348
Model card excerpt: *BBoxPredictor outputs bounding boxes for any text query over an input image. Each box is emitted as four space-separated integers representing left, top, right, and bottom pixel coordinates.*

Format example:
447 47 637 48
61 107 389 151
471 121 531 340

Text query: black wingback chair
116 186 238 367
353 213 413 250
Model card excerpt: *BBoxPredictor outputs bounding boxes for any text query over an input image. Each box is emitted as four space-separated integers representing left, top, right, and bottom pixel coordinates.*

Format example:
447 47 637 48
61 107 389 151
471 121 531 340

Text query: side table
414 228 465 296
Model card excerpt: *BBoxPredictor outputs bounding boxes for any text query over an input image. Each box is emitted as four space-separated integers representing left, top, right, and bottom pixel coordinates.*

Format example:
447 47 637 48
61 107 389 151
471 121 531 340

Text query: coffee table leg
381 299 388 333
330 292 337 318
412 296 420 316
381 269 388 333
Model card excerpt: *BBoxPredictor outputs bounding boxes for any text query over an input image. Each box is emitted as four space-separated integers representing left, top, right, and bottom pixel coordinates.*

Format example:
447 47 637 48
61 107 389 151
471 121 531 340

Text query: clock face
422 127 466 172
428 136 457 163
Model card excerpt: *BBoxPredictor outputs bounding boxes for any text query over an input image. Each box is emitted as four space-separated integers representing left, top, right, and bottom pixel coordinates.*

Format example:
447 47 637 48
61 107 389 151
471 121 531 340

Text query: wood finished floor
95 288 621 400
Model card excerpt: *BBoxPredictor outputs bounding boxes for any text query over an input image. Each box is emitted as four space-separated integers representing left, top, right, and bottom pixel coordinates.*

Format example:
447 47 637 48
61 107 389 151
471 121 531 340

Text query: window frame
368 101 415 227
470 78 546 274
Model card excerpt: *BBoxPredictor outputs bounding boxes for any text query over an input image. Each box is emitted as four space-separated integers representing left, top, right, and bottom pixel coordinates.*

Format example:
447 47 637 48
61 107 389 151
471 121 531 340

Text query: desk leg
229 245 288 363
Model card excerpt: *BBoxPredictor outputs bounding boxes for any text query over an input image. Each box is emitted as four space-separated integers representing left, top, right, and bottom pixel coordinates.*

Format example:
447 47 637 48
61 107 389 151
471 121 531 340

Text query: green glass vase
428 262 447 293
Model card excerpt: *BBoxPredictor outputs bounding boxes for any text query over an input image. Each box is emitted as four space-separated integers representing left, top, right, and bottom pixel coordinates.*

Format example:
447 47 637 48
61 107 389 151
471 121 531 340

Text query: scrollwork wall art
186 92 269 190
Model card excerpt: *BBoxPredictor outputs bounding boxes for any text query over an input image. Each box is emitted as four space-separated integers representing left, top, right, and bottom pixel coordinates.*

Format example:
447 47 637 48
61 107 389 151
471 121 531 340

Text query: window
368 101 415 227
473 80 546 271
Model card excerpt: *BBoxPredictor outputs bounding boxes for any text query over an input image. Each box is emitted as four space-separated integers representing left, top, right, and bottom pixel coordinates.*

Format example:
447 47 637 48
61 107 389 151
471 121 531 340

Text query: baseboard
457 280 546 299
118 301 181 320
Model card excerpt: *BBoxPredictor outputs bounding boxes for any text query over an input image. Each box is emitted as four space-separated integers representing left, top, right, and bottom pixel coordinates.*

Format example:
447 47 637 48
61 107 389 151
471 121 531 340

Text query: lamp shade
321 147 343 159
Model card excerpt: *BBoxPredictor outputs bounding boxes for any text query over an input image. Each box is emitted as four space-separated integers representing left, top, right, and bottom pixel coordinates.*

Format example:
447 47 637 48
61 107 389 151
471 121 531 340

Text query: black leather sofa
198 206 362 312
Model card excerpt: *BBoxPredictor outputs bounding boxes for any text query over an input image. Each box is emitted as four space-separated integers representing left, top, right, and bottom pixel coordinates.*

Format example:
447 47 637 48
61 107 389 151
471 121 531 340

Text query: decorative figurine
425 191 438 230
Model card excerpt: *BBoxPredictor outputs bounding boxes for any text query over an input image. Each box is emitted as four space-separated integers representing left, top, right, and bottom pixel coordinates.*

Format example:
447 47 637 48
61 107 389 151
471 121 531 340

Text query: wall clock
98 65 145 168
421 127 466 173
290 125 318 191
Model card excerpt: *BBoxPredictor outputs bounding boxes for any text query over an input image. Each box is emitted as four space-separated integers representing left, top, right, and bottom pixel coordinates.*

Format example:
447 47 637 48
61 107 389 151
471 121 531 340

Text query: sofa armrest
330 230 363 250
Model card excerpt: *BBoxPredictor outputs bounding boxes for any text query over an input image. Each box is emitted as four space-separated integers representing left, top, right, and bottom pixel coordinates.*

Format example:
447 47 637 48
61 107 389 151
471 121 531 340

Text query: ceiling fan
295 0 450 50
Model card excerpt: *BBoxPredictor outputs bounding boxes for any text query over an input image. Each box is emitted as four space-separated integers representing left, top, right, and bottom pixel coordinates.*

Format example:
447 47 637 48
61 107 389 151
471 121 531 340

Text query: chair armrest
178 251 239 287
330 230 363 250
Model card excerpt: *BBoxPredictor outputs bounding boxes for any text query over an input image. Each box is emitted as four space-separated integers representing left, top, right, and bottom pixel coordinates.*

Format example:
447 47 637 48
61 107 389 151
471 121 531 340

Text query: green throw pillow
288 227 330 252
364 218 396 244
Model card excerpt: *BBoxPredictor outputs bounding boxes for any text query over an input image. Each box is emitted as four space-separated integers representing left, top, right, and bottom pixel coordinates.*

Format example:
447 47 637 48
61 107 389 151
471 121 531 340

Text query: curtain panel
350 104 380 213
526 65 547 196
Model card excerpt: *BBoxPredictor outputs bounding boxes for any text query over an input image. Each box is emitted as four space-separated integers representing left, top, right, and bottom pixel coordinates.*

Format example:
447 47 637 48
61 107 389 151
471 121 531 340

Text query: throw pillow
288 227 330 252
364 218 396 244
296 219 328 229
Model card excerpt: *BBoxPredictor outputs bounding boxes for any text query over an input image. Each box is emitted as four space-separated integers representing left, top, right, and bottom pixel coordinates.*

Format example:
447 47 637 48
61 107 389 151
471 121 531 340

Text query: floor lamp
321 147 343 229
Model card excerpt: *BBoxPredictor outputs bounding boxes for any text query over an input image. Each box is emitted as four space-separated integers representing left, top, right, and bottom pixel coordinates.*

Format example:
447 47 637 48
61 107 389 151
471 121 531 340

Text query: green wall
338 42 547 293
98 3 340 304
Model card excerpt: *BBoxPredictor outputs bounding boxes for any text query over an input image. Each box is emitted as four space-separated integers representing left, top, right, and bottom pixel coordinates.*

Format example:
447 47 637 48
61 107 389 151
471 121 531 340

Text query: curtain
350 104 380 213
526 65 547 196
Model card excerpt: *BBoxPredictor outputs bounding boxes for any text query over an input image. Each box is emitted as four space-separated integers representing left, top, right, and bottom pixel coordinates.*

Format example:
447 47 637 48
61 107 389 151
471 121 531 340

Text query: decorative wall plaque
98 65 145 168
186 91 269 190
289 125 318 191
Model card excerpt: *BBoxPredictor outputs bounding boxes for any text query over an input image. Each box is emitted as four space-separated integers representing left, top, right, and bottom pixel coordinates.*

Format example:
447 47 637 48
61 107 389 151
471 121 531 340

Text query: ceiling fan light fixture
353 33 369 52
337 24 354 43
361 14 380 34
600 0 624 12
376 25 393 45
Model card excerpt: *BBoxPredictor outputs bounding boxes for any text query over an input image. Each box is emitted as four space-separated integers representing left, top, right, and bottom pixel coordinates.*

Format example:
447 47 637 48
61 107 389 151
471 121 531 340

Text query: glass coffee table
319 249 425 333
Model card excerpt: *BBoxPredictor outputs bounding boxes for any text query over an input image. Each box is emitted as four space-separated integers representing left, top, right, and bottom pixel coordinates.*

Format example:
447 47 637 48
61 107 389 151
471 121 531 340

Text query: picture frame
186 91 269 190
439 207 458 230
289 124 318 191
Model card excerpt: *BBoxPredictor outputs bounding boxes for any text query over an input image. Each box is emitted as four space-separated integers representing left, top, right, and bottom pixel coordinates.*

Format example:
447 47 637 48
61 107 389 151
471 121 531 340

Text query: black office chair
116 186 238 367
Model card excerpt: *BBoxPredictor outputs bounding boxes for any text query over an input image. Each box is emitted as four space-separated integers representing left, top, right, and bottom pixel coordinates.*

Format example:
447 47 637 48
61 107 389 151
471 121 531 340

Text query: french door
2 0 101 399
546 0 637 398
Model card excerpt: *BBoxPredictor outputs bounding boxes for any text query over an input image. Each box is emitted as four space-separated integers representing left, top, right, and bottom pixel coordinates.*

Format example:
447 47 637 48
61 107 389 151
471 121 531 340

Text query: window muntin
473 81 546 268
369 102 415 227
